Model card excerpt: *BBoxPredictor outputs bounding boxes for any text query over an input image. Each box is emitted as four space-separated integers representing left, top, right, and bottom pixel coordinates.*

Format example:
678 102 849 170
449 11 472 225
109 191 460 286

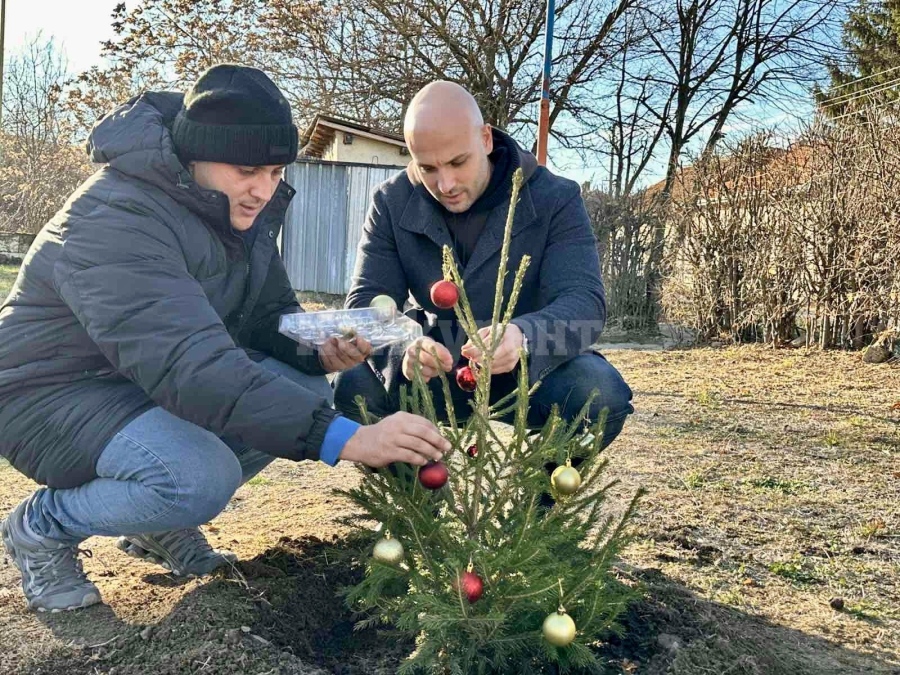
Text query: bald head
404 81 484 136
404 81 493 213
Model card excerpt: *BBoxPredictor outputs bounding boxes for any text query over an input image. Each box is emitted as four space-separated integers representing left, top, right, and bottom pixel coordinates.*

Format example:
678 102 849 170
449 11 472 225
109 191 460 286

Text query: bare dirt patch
1 345 898 674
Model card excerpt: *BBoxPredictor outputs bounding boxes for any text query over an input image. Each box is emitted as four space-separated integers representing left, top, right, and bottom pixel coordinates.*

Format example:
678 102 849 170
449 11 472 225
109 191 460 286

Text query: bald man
334 82 633 476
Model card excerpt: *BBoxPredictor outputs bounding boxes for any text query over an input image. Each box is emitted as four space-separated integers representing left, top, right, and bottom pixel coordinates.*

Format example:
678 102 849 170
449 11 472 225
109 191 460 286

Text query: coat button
268 230 274 238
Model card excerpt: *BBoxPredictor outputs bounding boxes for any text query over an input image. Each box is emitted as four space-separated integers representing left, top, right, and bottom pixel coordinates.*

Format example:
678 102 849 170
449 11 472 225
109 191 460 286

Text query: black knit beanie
171 64 299 166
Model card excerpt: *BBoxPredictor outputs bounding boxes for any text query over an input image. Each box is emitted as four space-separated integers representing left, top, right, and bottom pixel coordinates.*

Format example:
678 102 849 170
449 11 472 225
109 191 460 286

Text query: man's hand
460 323 524 374
402 337 454 382
339 412 451 467
318 336 373 373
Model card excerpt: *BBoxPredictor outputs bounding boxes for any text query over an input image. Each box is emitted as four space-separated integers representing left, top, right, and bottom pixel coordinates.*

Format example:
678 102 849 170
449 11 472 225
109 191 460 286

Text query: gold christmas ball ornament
372 536 404 565
542 609 577 647
551 459 582 496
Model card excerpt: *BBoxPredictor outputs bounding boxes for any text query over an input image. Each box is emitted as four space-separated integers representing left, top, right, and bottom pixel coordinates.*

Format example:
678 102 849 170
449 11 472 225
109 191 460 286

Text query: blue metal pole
537 0 555 166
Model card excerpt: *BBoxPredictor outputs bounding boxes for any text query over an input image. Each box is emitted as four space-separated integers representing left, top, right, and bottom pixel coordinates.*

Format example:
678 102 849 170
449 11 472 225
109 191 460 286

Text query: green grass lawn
0 263 21 299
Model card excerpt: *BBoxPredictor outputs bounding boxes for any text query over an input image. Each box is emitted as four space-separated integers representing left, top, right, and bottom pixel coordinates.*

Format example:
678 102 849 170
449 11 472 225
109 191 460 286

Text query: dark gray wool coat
345 130 607 392
0 91 338 489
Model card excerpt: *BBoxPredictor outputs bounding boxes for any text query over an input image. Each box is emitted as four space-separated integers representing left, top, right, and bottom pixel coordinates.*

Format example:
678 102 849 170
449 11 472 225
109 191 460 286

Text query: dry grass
0 264 20 300
295 290 345 312
604 345 899 673
0 306 898 672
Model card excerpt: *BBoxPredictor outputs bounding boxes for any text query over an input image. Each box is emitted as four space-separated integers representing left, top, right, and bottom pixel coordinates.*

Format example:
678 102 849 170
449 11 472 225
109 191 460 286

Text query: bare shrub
584 188 659 331
661 120 900 349
0 37 92 235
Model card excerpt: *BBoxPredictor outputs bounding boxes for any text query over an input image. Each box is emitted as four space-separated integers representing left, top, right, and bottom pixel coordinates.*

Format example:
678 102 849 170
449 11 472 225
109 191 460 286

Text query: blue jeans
335 353 634 450
24 358 333 545
523 354 634 448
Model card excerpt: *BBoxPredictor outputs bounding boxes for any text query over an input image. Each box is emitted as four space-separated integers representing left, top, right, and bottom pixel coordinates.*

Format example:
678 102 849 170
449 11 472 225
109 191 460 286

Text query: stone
863 344 891 364
657 633 682 652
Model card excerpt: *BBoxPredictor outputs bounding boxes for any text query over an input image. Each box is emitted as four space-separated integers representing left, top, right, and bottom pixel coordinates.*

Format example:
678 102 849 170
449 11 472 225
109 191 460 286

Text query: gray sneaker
116 528 237 577
1 501 102 612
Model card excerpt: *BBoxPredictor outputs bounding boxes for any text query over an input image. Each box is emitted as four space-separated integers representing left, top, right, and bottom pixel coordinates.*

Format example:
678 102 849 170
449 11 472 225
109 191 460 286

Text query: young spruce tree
339 168 641 674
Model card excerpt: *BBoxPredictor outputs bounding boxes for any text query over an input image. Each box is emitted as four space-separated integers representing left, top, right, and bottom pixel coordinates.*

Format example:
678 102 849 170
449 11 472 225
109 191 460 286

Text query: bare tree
257 0 646 152
642 0 845 199
591 0 845 325
0 36 92 234
65 0 288 134
67 0 641 151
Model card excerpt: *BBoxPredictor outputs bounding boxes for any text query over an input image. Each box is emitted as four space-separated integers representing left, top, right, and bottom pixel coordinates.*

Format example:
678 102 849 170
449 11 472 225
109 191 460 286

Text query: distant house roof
299 114 407 158
645 143 816 202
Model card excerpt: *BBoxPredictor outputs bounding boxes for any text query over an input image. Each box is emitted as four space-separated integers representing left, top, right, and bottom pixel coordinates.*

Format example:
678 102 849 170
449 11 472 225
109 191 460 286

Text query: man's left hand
319 335 373 373
461 323 523 375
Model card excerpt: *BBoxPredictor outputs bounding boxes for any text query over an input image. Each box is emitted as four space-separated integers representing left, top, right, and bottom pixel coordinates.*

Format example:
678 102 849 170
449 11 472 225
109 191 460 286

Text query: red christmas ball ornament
430 280 459 309
455 364 477 392
466 443 478 458
418 461 449 490
457 570 484 603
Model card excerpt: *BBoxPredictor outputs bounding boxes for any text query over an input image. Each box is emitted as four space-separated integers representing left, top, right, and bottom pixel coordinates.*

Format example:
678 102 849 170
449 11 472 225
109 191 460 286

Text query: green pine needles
338 168 642 674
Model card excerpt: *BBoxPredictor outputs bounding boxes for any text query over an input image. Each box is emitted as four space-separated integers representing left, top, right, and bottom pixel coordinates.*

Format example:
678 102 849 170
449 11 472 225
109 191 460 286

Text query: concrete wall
0 232 36 264
322 134 410 166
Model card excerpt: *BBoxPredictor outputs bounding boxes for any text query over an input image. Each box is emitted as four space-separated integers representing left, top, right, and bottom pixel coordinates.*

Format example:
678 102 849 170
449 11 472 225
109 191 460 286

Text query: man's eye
419 166 434 173
239 167 256 176
451 160 464 167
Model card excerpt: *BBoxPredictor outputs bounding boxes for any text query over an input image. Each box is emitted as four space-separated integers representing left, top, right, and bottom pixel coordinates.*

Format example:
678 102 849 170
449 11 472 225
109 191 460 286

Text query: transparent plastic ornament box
278 306 422 350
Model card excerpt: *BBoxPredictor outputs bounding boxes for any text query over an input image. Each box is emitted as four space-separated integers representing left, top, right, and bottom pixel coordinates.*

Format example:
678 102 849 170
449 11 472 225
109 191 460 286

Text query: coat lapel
398 185 456 253
462 184 538 279
397 180 538 278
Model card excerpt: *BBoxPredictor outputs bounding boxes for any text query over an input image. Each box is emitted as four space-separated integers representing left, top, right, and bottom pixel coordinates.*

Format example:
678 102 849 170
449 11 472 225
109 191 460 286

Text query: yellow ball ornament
372 535 404 565
551 459 582 496
542 609 577 647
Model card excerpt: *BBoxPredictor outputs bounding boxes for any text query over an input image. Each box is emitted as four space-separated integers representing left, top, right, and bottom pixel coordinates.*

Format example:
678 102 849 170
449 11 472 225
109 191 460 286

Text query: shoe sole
33 591 102 612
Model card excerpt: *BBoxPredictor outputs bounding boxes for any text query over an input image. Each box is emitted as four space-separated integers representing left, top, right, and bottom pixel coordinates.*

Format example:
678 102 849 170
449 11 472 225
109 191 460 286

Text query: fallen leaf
891 401 900 411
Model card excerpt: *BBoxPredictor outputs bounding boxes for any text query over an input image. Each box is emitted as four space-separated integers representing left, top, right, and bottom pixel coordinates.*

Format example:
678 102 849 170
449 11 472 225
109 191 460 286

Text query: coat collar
398 176 537 278
398 127 540 277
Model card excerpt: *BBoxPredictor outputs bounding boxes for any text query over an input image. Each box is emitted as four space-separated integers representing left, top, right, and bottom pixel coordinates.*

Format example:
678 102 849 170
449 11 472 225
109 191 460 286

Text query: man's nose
437 171 458 195
249 174 277 202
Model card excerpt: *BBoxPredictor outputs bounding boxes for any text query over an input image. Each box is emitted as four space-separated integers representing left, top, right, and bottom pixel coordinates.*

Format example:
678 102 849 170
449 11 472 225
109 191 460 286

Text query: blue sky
6 0 125 74
7 0 817 188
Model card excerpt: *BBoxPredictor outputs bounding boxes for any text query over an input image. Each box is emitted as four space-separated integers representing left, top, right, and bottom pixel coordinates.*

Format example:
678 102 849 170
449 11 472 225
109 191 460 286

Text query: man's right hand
402 337 454 382
339 412 451 468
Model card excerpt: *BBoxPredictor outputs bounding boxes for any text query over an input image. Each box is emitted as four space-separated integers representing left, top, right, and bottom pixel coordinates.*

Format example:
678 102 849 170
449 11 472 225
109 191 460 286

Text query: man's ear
187 161 196 177
481 124 493 154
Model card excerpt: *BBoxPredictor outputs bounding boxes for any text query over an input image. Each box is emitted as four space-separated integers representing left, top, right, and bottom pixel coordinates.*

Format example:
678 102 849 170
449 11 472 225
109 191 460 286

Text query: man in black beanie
0 64 450 613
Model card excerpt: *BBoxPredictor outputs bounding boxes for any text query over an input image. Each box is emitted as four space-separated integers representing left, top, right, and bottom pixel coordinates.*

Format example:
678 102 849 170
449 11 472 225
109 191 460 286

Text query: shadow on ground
12 535 897 675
